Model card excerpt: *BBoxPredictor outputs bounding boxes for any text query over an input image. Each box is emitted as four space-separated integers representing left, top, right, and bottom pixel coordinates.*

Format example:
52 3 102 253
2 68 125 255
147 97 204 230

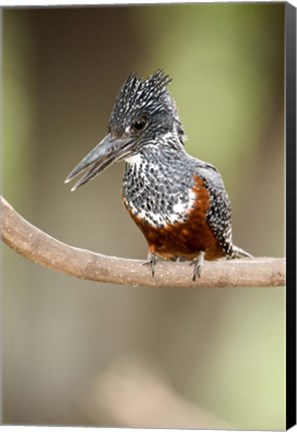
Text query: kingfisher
65 70 252 280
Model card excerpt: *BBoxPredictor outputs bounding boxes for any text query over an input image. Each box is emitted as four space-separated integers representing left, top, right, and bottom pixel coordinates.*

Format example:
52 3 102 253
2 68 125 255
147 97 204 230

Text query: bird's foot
143 252 158 278
190 252 205 281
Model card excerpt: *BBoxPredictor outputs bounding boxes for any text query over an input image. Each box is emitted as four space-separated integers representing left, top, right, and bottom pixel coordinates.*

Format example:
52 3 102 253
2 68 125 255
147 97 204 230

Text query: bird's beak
65 133 134 191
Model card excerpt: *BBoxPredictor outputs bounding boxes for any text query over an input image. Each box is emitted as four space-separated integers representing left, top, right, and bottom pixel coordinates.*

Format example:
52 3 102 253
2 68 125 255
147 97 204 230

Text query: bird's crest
109 69 177 130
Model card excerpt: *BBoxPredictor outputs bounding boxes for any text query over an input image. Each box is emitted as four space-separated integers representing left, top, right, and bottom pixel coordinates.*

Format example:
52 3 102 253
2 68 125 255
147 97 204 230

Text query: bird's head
65 70 185 191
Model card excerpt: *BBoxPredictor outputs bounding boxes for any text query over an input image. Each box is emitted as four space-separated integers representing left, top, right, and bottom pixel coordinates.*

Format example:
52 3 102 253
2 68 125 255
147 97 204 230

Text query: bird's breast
122 161 196 228
122 173 224 260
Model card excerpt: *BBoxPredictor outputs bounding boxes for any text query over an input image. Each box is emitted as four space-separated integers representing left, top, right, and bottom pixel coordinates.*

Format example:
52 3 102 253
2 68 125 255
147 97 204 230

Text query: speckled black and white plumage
123 143 234 258
66 70 252 278
112 70 234 258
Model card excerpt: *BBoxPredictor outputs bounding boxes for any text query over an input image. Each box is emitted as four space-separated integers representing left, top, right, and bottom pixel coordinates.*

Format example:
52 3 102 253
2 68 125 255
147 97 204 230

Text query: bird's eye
132 118 147 132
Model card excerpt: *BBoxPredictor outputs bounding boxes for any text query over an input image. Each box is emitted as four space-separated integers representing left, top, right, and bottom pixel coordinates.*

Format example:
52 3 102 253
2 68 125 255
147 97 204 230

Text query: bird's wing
193 160 234 256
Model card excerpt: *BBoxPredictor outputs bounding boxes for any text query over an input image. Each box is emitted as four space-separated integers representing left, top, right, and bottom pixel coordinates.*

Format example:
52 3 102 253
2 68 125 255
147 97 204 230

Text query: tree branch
1 195 285 288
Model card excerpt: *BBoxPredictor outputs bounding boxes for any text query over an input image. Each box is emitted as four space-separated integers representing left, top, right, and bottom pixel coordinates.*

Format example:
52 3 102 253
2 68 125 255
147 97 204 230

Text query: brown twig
0 195 285 288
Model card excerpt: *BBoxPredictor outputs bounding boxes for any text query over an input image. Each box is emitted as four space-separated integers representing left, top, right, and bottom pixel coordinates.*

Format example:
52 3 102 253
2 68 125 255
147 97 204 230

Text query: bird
65 69 252 281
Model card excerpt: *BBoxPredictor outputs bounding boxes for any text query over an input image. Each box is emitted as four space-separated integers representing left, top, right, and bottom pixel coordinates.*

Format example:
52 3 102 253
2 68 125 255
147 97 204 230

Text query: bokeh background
2 4 285 429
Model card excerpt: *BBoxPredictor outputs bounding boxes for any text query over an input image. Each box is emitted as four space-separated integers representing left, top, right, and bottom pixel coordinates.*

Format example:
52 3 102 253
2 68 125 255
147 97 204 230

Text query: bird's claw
190 252 205 281
143 252 158 278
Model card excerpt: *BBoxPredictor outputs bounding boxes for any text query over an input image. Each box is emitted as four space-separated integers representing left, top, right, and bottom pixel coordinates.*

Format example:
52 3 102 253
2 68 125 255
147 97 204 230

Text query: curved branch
1 195 285 288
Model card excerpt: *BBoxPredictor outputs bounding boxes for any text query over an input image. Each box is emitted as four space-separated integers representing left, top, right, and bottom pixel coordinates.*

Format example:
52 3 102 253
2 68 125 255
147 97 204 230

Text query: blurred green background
2 4 284 429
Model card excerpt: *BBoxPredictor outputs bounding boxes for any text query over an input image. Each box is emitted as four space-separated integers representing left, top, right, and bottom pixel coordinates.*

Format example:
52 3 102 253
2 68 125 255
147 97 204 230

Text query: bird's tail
232 245 254 259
